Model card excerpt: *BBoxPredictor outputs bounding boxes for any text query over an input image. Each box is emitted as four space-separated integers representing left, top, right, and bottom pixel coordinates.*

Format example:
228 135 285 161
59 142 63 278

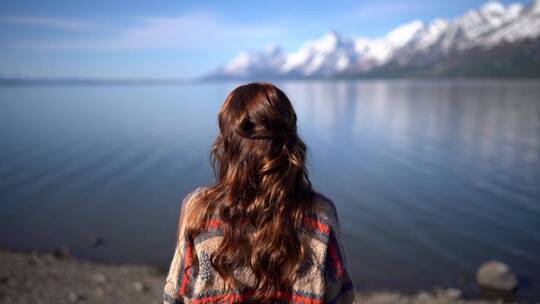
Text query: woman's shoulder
185 186 206 199
310 191 341 228
181 186 209 207
301 191 343 246
177 186 209 221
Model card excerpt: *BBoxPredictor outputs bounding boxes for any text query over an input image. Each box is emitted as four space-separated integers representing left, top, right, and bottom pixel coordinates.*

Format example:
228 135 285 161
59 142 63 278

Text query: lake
0 80 539 299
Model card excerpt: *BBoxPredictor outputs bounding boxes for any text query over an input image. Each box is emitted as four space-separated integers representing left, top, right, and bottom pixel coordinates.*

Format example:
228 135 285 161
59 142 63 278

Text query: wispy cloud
1 11 284 51
0 16 113 32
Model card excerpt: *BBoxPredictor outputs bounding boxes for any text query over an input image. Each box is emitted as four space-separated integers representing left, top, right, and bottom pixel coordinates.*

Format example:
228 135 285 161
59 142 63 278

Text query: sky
0 0 531 79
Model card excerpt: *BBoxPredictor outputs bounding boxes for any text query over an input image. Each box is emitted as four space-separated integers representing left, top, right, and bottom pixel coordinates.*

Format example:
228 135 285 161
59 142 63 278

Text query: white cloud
0 11 284 51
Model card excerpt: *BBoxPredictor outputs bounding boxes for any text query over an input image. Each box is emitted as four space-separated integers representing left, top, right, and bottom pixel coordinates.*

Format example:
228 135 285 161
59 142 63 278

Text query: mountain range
206 0 540 79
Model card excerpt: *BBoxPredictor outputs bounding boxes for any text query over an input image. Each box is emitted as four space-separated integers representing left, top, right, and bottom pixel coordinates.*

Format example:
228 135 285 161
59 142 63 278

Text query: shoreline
0 249 521 304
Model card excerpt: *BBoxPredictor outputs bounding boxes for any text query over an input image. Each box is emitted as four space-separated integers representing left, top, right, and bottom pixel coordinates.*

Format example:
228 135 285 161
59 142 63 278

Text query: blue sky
0 0 531 79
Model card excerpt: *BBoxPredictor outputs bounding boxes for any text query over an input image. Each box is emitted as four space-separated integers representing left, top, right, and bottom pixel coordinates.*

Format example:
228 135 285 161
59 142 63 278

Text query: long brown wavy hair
182 82 316 302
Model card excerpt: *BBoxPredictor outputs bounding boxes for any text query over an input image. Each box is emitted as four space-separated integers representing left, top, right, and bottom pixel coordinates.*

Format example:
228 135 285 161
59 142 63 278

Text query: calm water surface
0 80 539 299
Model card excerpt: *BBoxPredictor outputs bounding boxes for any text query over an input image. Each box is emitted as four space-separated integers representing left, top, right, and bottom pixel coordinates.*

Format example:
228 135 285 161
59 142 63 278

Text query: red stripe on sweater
328 239 344 278
179 244 193 295
206 219 221 230
303 217 330 235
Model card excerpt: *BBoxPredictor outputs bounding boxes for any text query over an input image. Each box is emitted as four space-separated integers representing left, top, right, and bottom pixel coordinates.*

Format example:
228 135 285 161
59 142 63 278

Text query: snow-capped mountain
206 0 540 79
217 44 286 79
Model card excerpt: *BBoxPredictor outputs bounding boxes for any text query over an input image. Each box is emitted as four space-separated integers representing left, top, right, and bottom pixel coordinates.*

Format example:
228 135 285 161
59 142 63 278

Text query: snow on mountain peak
218 44 286 77
507 3 524 19
322 30 342 42
480 1 505 16
280 30 357 76
385 20 425 48
314 30 352 52
265 44 284 56
223 52 251 75
479 1 523 27
415 18 449 50
531 0 540 13
208 0 540 79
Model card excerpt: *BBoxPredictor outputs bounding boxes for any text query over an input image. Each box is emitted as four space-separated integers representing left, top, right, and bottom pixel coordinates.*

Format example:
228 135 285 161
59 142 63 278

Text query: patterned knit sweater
163 187 356 304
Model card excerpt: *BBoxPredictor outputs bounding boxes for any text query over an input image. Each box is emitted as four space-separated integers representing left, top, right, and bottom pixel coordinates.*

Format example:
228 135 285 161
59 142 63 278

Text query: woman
163 83 355 304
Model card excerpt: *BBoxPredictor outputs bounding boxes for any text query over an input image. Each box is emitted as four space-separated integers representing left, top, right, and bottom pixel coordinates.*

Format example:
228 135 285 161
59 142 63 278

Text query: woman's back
163 187 355 303
163 83 355 303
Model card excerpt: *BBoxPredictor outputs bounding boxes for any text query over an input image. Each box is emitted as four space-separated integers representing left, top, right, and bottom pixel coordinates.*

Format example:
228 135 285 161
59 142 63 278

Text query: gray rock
476 260 518 291
444 288 462 299
132 281 147 292
68 291 84 302
92 272 109 285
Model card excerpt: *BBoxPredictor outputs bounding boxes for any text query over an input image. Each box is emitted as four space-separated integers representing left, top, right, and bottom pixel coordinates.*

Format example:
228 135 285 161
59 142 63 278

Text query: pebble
476 260 518 291
133 281 147 292
68 291 84 302
444 288 462 299
92 272 109 284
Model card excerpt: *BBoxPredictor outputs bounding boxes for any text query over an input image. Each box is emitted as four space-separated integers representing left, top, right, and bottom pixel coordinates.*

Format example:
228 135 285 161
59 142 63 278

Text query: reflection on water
0 80 539 299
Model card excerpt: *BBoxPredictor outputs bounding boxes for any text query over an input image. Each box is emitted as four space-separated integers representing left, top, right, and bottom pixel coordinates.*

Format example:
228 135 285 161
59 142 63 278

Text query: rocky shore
0 250 523 304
